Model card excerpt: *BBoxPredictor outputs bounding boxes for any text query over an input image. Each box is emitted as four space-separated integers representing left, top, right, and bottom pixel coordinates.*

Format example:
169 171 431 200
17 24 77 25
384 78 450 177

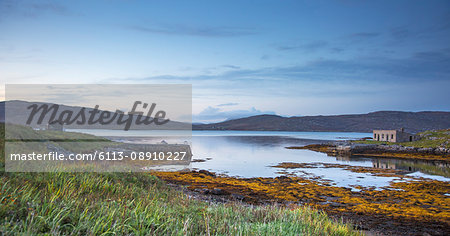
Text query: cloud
0 0 72 20
128 24 257 37
386 26 429 45
193 106 276 123
348 32 380 39
0 0 16 16
387 16 450 44
30 2 70 15
217 102 239 107
330 47 344 53
350 32 380 38
108 48 450 95
299 50 450 80
390 26 411 42
277 40 328 52
260 54 270 60
222 65 240 69
413 50 450 61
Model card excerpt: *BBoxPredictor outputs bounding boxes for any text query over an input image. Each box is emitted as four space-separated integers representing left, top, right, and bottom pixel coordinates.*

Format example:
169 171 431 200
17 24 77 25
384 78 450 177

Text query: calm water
70 129 450 189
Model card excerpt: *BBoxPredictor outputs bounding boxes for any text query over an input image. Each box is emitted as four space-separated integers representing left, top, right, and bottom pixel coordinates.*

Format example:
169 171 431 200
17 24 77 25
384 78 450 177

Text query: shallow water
71 130 450 189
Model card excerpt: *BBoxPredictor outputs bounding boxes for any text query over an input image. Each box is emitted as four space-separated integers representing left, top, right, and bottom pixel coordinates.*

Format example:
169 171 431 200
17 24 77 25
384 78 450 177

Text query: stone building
373 128 418 142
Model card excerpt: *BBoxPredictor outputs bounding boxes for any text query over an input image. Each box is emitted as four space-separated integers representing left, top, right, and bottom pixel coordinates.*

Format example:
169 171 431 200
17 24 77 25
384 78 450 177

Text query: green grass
0 171 360 235
354 129 450 149
0 123 360 235
4 123 116 153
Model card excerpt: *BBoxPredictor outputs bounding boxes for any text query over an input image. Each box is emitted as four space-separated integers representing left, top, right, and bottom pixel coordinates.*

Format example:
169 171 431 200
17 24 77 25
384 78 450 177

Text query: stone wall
373 130 397 142
373 130 418 142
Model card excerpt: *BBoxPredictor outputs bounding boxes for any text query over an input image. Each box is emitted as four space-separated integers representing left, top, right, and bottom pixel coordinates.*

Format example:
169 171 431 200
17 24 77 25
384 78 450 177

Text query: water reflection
370 158 449 178
331 155 449 178
100 131 449 188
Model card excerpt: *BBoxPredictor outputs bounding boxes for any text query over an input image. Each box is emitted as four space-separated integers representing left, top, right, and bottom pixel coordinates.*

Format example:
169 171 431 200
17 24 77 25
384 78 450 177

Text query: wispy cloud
349 32 380 38
389 26 411 42
128 24 257 37
0 0 73 20
299 49 450 80
30 2 70 15
193 106 276 123
108 47 450 95
260 54 270 60
222 65 241 69
387 13 450 44
277 40 328 52
217 102 239 107
348 32 380 40
330 47 344 53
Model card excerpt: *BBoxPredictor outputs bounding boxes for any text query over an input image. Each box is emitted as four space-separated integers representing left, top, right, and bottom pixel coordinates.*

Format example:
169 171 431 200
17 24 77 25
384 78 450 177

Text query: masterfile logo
4 84 192 172
26 101 170 131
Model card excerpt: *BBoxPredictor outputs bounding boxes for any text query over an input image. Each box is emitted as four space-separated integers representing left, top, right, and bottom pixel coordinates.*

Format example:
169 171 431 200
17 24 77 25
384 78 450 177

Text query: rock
276 176 289 180
231 193 245 200
209 188 227 195
193 188 209 194
198 170 216 177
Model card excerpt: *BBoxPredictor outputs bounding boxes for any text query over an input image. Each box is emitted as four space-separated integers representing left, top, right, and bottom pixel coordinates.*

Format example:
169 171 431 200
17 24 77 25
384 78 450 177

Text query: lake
69 129 450 189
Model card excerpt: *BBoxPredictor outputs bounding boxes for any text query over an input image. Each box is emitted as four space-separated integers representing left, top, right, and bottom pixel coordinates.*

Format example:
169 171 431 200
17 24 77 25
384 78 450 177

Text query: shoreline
152 168 450 236
150 131 450 234
287 143 450 162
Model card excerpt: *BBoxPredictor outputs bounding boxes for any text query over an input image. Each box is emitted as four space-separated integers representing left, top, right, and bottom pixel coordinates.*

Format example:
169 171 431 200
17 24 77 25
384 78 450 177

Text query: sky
0 0 449 123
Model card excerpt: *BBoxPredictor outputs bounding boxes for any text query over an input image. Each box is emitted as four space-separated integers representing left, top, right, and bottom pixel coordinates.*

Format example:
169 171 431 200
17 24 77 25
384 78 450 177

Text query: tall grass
0 170 360 235
0 123 360 235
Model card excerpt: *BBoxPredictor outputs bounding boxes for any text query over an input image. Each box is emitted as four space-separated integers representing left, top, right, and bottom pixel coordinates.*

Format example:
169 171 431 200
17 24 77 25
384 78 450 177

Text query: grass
353 129 450 149
0 123 360 235
4 123 116 153
0 171 359 235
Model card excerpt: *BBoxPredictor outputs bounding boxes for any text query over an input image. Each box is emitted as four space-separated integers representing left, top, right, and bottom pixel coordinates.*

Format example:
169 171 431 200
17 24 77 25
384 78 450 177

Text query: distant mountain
193 111 450 133
0 100 190 130
2 101 448 133
0 102 3 122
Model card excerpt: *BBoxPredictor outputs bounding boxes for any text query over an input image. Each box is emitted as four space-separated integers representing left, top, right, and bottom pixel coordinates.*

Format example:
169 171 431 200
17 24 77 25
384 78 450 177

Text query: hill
0 100 189 130
193 111 450 133
2 102 448 133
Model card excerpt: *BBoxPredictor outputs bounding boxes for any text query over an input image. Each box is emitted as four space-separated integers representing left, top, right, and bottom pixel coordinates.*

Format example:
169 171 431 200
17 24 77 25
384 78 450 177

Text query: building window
391 134 394 139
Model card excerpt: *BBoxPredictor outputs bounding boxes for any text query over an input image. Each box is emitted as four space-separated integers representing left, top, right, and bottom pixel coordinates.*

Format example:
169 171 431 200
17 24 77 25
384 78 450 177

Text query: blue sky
1 0 449 123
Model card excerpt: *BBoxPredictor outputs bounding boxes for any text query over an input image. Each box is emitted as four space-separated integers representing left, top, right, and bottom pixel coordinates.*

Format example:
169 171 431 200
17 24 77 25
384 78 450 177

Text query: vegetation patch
153 170 450 235
0 170 361 235
271 162 408 177
0 124 359 235
354 129 450 149
286 144 333 153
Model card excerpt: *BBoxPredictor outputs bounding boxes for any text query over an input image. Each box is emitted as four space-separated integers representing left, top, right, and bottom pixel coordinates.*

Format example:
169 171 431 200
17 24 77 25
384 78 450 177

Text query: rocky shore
153 169 450 236
338 143 449 155
287 143 450 162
